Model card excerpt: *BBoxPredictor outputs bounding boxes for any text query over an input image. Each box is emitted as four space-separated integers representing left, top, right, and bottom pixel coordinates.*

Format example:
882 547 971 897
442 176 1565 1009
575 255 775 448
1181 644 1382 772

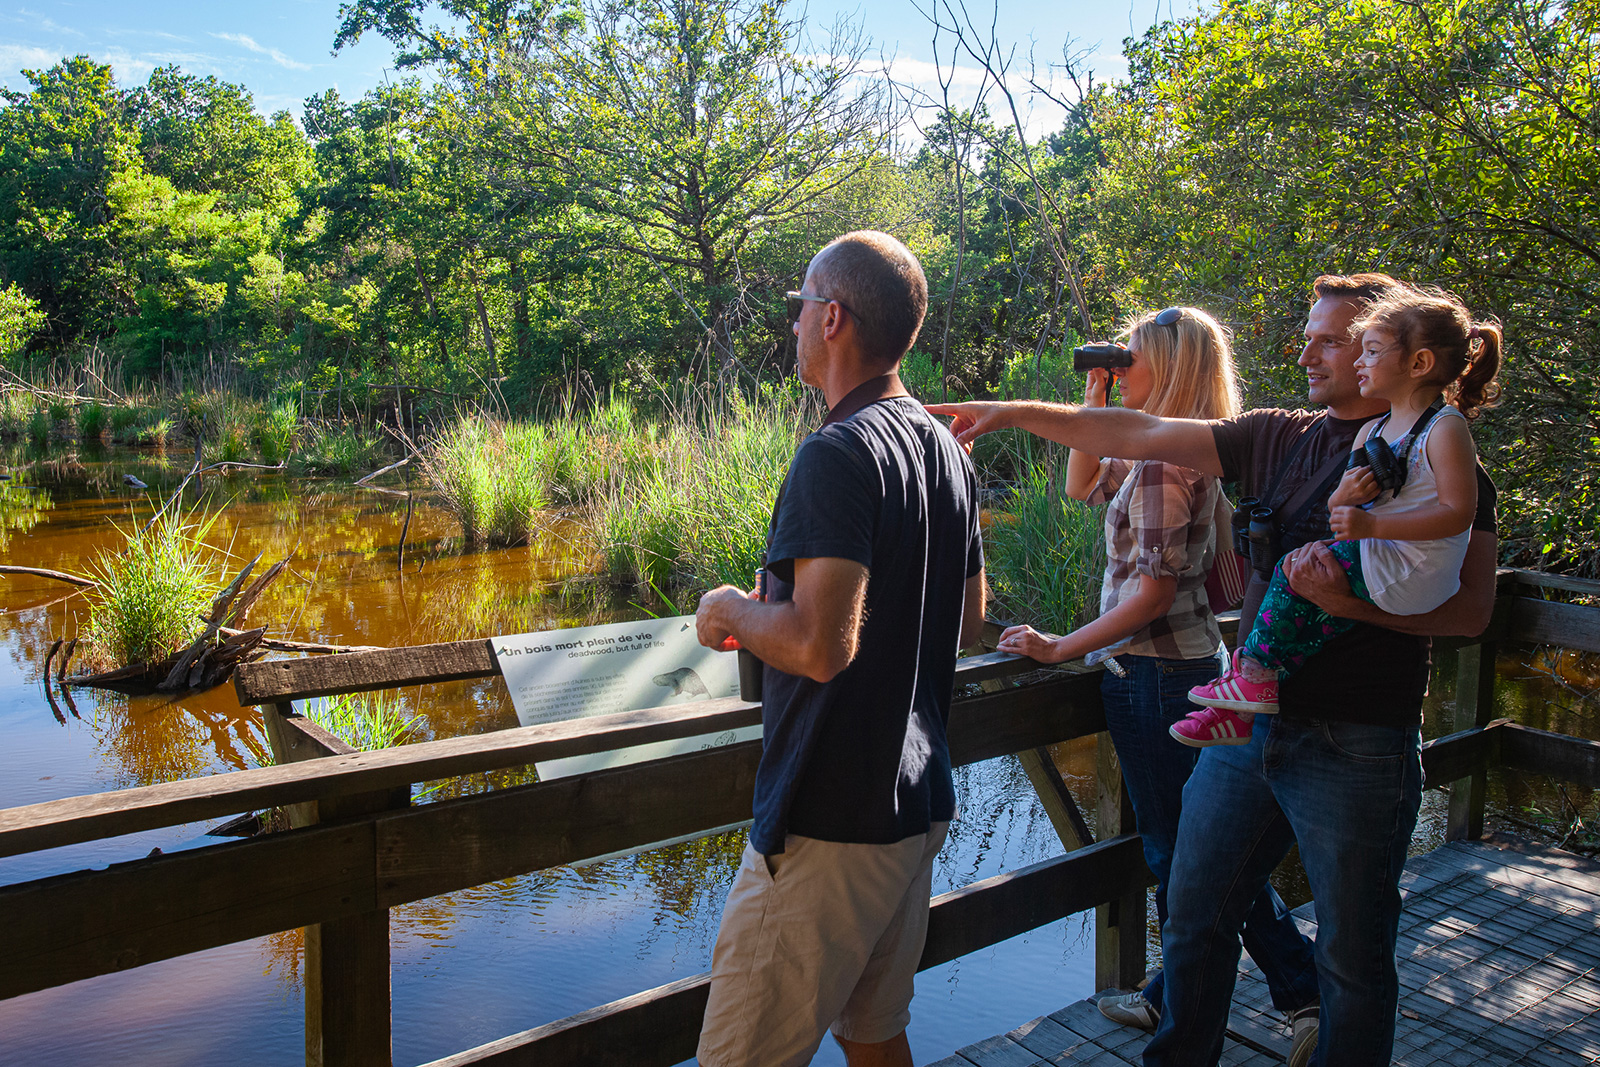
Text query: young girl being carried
1173 285 1503 747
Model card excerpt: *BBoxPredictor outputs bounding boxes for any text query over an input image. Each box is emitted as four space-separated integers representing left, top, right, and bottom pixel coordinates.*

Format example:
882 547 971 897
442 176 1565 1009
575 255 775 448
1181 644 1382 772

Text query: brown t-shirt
1209 408 1497 726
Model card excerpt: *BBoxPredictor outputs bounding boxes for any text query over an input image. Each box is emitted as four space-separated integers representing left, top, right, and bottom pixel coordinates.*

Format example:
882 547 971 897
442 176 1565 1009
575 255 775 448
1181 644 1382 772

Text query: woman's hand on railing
996 624 1069 664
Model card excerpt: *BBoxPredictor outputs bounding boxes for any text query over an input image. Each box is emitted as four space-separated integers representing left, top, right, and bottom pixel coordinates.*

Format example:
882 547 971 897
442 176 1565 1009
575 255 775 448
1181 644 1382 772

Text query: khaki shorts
696 822 949 1067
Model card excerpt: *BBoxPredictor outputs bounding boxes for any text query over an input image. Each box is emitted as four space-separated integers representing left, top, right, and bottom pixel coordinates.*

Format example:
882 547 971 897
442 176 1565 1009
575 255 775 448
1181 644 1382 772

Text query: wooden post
1446 643 1497 842
263 702 406 1067
1095 732 1146 991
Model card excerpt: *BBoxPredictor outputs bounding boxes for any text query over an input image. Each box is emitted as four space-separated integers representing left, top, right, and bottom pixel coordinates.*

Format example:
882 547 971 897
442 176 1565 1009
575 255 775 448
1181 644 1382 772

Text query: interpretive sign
493 616 759 779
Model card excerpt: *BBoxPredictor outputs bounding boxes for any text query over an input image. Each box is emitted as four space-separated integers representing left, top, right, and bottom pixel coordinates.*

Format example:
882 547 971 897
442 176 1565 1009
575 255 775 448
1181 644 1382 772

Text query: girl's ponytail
1453 321 1503 421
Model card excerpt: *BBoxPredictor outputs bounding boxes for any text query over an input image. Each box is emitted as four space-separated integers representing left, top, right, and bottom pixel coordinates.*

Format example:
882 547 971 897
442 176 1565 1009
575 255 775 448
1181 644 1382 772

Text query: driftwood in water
159 555 260 690
60 554 286 696
56 551 379 693
0 565 99 588
355 456 412 486
64 627 271 695
219 628 386 655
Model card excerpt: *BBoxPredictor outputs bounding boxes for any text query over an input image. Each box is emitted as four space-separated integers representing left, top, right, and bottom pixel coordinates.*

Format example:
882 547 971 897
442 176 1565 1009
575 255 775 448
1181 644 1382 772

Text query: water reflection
89 691 273 788
0 471 53 554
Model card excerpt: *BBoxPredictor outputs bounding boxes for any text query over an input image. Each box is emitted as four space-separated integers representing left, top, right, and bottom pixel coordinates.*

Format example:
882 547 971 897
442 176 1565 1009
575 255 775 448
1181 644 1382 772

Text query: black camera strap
1360 396 1447 497
1262 422 1353 551
1276 450 1352 548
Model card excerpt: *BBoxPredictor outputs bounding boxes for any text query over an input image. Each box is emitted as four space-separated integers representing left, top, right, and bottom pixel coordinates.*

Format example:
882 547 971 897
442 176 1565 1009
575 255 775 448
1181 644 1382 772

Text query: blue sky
1 0 1196 126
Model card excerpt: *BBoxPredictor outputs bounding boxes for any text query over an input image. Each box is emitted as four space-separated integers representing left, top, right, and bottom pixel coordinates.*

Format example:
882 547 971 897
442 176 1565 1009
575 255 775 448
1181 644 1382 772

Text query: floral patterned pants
1241 539 1370 676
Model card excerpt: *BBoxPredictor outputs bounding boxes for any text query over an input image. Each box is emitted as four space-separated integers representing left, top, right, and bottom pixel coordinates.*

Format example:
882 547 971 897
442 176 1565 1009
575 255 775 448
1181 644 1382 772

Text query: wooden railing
3 569 1599 1067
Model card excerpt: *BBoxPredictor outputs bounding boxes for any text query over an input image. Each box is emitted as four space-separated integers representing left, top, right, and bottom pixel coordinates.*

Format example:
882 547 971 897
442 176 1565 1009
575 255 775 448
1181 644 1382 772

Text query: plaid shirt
1085 458 1222 662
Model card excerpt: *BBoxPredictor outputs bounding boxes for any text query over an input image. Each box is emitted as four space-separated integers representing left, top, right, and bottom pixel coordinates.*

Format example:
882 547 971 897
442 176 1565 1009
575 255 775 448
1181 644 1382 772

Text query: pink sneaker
1170 707 1255 747
1188 667 1279 714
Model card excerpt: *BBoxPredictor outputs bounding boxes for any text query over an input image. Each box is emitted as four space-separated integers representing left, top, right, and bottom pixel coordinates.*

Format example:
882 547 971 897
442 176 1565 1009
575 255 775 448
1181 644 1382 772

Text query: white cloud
103 28 196 44
37 17 84 38
92 46 158 85
210 31 311 71
0 44 61 74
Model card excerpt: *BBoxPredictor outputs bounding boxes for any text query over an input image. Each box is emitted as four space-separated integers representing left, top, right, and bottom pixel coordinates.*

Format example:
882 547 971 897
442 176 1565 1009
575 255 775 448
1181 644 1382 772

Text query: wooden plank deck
929 836 1600 1066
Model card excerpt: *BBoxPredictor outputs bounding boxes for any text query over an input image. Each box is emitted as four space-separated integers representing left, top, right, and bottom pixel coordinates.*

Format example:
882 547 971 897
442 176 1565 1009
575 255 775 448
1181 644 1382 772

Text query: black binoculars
1231 498 1280 578
1072 343 1135 373
1348 438 1407 494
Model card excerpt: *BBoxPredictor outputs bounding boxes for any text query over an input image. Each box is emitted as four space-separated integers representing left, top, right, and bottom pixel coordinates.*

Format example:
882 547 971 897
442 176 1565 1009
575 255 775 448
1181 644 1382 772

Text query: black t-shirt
750 397 983 854
1211 408 1498 726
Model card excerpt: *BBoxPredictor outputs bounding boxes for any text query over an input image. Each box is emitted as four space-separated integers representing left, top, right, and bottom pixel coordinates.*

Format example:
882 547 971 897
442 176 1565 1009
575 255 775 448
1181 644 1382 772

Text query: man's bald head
808 231 928 365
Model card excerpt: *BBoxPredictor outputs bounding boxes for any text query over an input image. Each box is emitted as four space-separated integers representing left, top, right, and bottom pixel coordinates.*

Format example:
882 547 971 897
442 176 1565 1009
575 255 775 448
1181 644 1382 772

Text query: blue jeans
1144 715 1423 1067
1101 655 1318 1016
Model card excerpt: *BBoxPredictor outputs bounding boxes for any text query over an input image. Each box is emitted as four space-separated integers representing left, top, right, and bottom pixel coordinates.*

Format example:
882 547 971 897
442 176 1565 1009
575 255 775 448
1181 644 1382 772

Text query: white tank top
1359 403 1472 615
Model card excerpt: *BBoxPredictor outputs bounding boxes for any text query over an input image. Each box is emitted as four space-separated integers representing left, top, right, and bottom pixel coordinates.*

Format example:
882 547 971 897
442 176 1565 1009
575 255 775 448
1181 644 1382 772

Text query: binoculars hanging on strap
1347 437 1407 494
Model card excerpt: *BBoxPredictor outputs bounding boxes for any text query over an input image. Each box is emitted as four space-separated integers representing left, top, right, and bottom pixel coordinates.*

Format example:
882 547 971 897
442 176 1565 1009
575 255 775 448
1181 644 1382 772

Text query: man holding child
930 273 1499 1065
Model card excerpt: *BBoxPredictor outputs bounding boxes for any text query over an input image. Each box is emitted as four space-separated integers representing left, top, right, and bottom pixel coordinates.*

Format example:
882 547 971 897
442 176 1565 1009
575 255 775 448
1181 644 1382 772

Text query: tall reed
599 393 808 593
983 461 1105 635
421 417 547 545
304 691 424 751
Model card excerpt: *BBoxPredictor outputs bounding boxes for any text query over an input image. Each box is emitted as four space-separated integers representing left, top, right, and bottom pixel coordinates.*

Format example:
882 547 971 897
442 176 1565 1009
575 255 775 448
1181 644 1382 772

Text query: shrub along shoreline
3 368 1106 633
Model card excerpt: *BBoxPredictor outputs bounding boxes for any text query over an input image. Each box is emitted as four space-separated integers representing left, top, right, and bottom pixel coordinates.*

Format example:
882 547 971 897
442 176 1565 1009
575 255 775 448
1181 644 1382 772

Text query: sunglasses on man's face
786 291 860 324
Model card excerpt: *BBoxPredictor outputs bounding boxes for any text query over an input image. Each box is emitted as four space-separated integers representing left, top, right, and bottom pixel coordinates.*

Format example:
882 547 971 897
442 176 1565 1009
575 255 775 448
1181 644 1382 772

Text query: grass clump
600 394 804 593
79 401 107 441
82 513 224 667
983 462 1105 635
0 392 36 439
294 422 388 474
305 691 424 752
422 417 546 545
253 400 298 464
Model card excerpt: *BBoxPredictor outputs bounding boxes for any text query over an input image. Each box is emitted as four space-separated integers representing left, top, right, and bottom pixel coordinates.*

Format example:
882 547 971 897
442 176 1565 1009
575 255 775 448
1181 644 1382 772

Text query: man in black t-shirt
694 232 986 1067
930 274 1498 1067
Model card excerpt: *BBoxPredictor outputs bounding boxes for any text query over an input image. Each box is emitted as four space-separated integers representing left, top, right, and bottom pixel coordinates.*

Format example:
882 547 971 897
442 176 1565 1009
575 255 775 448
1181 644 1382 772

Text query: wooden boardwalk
931 836 1600 1067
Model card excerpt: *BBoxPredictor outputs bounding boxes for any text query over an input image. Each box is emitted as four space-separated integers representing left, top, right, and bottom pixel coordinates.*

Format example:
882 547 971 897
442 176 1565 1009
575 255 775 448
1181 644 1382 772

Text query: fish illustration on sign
652 667 709 699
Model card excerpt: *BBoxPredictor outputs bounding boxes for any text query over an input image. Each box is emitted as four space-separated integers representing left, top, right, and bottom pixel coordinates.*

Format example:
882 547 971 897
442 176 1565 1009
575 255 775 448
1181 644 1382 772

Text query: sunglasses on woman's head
1154 307 1184 327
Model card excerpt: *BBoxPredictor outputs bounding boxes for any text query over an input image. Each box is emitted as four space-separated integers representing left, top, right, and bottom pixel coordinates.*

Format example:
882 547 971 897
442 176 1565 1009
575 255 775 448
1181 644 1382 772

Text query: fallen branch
219 627 386 654
199 460 287 474
355 455 413 486
226 558 289 630
159 554 260 690
0 565 100 588
0 373 97 406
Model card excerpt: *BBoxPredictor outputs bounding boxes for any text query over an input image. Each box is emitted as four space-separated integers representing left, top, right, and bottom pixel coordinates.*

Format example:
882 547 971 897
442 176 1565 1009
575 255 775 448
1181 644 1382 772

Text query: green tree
0 282 47 358
0 57 140 344
126 66 314 215
1086 0 1600 569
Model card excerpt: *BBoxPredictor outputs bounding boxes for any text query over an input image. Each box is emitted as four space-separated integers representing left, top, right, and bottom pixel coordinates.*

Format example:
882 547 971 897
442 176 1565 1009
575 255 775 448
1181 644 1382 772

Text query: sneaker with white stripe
1170 706 1255 747
1187 668 1279 714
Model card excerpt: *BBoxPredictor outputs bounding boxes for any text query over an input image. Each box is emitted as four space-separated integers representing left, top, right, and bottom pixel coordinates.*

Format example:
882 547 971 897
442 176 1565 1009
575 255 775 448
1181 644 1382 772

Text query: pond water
1 445 1595 1066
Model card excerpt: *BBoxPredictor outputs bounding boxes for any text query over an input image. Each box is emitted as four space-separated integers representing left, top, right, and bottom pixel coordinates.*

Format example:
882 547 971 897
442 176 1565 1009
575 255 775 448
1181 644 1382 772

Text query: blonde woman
929 307 1319 1040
